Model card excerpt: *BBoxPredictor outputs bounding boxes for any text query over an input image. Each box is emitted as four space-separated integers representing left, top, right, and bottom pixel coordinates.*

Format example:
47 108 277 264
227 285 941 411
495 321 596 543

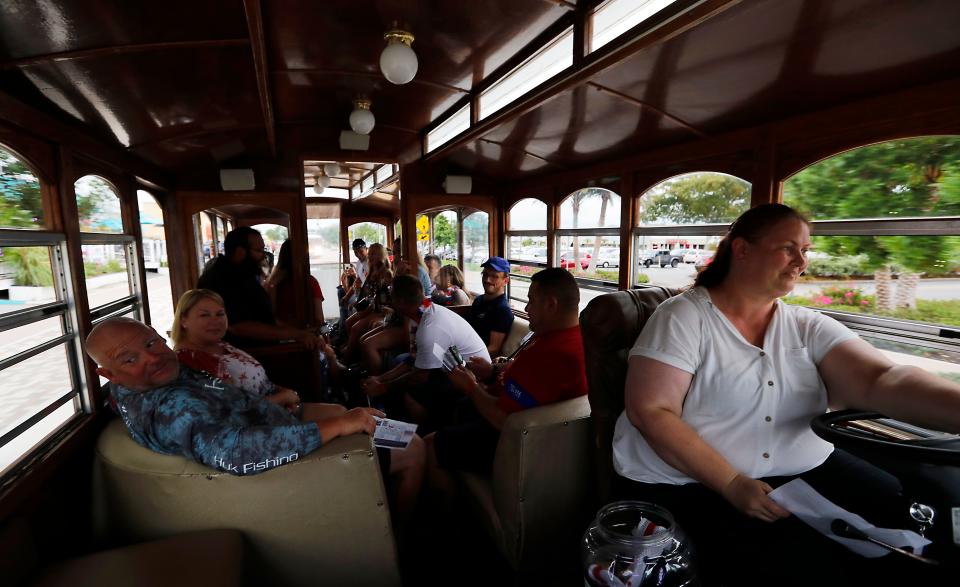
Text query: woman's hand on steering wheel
721 474 791 523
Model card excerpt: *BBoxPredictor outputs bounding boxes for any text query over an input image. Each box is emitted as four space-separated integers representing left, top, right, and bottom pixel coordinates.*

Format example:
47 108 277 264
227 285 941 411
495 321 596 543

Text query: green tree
433 213 457 251
0 148 44 227
3 247 53 286
264 225 288 244
783 136 960 273
348 222 385 246
640 173 750 225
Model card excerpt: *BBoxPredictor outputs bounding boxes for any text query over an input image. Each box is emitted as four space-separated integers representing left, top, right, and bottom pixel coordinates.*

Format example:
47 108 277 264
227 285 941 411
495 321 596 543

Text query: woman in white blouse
614 204 960 585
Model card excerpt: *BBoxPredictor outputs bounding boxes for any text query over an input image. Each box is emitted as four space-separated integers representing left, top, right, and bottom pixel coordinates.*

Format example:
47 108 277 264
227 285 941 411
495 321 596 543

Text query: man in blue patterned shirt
86 317 424 518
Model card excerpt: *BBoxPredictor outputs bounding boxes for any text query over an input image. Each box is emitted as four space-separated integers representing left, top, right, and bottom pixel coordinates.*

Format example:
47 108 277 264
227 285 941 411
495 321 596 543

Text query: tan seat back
93 419 400 587
579 287 679 502
498 316 530 358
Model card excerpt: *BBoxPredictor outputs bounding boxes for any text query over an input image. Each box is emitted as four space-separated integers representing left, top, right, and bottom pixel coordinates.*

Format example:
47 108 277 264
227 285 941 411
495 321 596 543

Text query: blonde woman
172 289 305 413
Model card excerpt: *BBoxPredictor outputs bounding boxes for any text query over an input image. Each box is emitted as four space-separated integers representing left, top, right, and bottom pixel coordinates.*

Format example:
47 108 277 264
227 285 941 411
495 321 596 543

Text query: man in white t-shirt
362 274 489 429
351 238 369 284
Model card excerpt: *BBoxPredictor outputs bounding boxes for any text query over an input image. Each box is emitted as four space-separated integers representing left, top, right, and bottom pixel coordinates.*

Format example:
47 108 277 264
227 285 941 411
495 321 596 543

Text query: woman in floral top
172 289 300 412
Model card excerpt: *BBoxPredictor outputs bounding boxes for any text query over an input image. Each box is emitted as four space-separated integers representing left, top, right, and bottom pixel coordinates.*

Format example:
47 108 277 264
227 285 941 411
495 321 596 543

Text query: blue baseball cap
480 256 510 273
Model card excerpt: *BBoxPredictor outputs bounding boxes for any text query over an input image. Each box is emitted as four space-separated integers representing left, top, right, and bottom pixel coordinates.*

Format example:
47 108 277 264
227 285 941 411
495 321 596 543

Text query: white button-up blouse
613 286 858 485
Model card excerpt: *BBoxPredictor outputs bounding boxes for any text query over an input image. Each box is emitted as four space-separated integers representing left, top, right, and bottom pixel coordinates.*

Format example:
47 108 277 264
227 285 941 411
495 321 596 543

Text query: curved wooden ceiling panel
590 0 960 135
0 0 247 61
264 0 568 91
7 46 261 149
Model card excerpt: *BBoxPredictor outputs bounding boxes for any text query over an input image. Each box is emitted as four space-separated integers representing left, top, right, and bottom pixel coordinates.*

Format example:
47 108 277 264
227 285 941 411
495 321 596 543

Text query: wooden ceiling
0 0 958 189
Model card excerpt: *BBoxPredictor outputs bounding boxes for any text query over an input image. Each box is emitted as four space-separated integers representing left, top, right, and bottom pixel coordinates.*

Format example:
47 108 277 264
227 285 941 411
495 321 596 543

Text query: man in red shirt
424 268 587 493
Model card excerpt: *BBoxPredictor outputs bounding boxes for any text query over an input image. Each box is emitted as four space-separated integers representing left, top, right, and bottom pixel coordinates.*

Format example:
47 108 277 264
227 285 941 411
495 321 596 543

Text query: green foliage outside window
784 137 960 274
0 147 44 228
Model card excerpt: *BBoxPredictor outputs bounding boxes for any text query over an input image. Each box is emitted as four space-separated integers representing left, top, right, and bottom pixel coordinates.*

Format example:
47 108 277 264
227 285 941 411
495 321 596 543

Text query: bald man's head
87 317 179 391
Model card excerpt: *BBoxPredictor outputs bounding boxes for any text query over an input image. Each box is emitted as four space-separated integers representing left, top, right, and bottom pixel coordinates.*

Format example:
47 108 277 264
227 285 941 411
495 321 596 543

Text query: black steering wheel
811 410 960 467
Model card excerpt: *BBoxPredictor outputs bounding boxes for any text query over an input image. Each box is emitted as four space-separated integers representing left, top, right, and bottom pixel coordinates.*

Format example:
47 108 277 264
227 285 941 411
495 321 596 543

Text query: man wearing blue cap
467 257 514 357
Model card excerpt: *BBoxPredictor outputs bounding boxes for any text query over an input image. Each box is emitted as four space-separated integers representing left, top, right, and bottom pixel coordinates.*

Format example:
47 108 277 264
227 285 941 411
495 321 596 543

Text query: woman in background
266 239 324 327
431 265 471 306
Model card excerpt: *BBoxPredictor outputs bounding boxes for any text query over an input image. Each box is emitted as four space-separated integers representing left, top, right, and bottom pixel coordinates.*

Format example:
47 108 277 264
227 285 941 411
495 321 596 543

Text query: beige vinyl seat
455 316 594 571
92 419 400 587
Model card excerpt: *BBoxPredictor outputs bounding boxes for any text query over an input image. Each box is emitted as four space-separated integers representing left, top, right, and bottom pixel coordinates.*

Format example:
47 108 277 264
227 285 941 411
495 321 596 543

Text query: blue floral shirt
111 366 321 475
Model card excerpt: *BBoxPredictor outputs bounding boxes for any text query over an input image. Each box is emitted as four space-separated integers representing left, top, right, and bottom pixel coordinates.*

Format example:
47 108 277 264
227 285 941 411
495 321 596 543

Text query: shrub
805 254 871 278
636 273 650 284
596 269 619 281
4 247 53 286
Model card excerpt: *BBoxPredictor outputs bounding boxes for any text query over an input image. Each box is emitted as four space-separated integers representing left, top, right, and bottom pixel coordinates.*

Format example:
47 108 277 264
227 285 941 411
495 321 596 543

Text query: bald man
86 318 424 516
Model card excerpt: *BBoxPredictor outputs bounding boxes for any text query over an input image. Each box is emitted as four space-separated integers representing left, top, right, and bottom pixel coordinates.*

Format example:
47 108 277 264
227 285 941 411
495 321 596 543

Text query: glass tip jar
582 501 699 587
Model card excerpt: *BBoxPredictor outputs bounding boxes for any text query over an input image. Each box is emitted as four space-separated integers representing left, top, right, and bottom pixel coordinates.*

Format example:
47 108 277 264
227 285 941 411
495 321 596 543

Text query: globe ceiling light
323 162 341 177
349 99 375 135
316 172 331 189
312 181 325 195
379 29 418 85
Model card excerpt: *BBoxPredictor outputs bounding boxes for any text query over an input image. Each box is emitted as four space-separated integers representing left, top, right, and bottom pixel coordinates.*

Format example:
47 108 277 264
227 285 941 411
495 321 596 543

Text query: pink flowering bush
808 286 873 310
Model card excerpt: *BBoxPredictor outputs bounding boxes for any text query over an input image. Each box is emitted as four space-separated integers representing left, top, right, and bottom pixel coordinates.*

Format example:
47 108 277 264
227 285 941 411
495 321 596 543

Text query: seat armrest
491 396 592 568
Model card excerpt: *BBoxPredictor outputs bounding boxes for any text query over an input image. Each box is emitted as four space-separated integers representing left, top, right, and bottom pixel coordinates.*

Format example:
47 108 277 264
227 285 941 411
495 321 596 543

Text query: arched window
504 198 548 310
635 172 751 288
75 175 123 234
783 136 960 379
558 188 622 310
414 207 489 296
463 211 489 292
1 145 84 476
137 189 174 341
75 175 139 313
347 222 388 248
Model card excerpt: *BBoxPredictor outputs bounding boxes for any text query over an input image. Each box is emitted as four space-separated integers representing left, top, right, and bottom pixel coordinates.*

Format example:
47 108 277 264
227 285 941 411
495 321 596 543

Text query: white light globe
323 162 341 177
380 41 418 85
349 107 375 135
317 175 331 189
312 184 325 195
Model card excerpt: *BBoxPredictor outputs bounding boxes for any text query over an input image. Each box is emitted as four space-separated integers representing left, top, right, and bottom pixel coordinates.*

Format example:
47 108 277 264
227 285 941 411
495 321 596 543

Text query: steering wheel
811 410 960 466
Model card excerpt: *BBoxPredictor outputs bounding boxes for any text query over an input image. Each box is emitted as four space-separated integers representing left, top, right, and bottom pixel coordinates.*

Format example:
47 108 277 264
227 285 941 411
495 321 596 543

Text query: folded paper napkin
769 479 931 557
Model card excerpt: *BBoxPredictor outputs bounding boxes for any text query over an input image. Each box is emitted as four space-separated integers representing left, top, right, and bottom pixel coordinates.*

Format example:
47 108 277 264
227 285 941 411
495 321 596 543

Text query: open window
1 145 85 478
635 172 750 288
505 198 548 311
559 188 622 310
782 136 960 381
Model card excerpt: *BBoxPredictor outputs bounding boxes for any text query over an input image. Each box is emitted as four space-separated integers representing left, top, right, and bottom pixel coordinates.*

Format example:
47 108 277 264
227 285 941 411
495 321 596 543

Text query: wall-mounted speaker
443 175 472 194
219 169 255 191
339 130 370 151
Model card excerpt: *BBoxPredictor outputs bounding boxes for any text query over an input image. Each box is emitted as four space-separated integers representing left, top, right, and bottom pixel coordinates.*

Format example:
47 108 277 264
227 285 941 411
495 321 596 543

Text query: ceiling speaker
443 175 472 194
220 169 255 191
339 130 370 151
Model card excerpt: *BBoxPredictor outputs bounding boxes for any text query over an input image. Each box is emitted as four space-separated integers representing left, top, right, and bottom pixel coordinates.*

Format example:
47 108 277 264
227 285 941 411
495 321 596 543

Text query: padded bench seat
93 418 401 587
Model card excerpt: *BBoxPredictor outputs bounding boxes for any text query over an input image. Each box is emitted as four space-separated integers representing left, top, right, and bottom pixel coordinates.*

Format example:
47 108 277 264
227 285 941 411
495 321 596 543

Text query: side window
75 175 139 314
1 145 85 478
347 222 388 249
137 189 174 341
635 172 750 288
783 136 960 380
505 198 548 311
558 188 622 310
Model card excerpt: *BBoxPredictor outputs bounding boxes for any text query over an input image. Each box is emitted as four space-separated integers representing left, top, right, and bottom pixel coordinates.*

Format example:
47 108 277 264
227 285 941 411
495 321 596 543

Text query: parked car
597 248 620 268
683 249 714 265
559 252 591 270
654 249 685 268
